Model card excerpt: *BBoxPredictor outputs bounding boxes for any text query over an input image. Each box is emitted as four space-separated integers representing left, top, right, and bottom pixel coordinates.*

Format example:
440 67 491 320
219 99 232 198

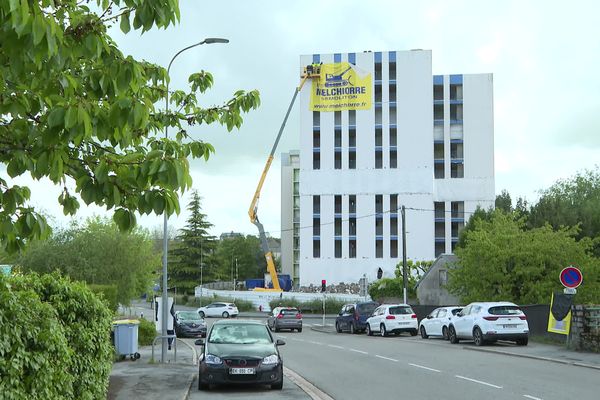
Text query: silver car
267 307 303 332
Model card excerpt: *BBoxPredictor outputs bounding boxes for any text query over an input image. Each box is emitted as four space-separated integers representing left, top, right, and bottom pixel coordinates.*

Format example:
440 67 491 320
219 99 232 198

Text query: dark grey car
174 311 207 338
195 320 285 391
267 307 303 332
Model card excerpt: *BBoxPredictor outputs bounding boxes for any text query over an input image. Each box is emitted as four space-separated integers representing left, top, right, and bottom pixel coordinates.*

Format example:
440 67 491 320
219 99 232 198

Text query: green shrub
88 284 119 311
193 295 254 311
181 294 189 304
0 274 74 399
268 298 346 314
138 318 156 346
11 273 113 400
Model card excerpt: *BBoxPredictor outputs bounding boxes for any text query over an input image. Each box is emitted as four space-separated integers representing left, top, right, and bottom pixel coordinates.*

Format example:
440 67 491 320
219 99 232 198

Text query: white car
197 302 239 318
448 302 529 346
365 304 418 337
419 306 463 340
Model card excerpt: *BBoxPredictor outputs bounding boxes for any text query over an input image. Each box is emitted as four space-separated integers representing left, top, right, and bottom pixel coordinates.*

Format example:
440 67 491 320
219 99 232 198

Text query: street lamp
161 37 228 363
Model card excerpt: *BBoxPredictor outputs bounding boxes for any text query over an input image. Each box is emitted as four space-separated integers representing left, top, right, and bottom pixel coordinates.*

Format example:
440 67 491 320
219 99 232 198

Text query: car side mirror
338 312 343 316
456 313 463 317
426 315 432 319
276 339 286 346
194 339 205 346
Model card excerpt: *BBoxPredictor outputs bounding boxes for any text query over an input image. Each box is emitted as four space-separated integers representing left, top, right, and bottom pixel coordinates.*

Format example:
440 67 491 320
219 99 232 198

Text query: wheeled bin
113 319 141 361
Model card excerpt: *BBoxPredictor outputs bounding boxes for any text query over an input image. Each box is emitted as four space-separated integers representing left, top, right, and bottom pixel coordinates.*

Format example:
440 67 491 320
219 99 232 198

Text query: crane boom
249 66 320 291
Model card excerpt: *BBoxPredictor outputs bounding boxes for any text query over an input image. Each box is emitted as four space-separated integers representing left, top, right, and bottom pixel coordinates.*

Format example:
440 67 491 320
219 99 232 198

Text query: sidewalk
310 323 600 370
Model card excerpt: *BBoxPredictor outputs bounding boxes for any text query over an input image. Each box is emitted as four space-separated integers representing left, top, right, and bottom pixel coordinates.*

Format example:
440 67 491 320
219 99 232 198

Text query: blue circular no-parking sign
559 266 583 289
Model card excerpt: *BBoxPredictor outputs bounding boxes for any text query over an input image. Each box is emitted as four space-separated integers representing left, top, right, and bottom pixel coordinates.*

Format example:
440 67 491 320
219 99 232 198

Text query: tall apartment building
281 50 494 287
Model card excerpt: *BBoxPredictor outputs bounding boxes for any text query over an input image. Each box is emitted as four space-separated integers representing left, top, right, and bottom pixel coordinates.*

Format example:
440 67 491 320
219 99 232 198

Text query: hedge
138 318 156 346
3 273 113 400
268 298 346 314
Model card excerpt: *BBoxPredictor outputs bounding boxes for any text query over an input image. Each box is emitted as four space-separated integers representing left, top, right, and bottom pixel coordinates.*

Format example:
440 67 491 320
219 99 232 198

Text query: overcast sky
21 0 600 238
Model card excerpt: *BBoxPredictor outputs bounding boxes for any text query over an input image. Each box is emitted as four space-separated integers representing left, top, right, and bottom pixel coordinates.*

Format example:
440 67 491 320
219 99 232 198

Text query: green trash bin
113 319 141 361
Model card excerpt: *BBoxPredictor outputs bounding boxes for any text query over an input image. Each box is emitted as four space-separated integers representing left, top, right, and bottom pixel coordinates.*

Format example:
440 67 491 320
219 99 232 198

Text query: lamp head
203 38 229 44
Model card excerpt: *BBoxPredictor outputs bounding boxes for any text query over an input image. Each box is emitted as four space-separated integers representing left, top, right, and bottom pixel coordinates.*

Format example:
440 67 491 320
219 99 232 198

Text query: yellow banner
547 293 572 335
310 62 372 112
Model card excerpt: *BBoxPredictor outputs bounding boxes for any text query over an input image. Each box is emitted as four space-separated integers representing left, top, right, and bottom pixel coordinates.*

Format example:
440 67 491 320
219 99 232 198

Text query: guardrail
151 335 198 365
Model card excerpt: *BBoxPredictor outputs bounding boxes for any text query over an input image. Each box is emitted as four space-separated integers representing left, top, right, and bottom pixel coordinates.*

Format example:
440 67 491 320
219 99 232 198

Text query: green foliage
268 298 346 314
0 274 73 399
193 295 254 312
368 260 431 301
0 0 260 253
88 284 119 311
16 217 159 306
495 189 512 213
212 235 265 282
138 318 156 346
2 272 113 400
168 191 217 293
449 210 600 304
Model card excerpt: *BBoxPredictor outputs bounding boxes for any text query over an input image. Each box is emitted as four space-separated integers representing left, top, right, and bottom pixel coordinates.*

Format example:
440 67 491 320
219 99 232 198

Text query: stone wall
569 305 600 352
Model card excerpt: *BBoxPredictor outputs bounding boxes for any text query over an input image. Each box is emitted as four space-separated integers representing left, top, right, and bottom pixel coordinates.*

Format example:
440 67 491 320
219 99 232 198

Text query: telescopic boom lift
248 64 321 291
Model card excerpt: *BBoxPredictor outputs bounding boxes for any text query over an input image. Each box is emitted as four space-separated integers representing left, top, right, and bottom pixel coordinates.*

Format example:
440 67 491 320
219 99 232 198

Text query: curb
462 346 600 371
310 325 336 334
183 373 195 399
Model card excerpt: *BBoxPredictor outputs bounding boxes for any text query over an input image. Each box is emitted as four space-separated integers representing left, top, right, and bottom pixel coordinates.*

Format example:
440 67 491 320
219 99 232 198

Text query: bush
88 284 119 311
268 298 346 314
192 295 254 312
138 318 156 346
10 273 113 400
0 274 74 399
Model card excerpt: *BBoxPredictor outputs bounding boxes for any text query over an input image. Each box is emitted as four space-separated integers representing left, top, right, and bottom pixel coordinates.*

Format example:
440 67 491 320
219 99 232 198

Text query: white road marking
328 344 344 349
375 355 398 362
278 335 288 339
409 363 441 372
523 395 543 400
290 338 305 342
349 348 368 355
308 341 324 345
455 375 502 389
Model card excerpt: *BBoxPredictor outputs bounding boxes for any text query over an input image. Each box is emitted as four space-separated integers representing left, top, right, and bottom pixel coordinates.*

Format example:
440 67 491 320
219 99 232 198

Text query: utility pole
199 240 203 306
234 258 238 291
402 205 408 305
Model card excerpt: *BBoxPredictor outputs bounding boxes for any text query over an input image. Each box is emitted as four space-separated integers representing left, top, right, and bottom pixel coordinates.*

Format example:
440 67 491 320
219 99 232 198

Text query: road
182 314 598 400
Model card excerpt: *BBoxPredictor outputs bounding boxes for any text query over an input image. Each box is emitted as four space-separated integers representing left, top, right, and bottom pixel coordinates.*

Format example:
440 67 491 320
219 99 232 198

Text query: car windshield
208 324 272 344
357 303 378 315
389 306 413 315
178 312 202 321
488 305 522 315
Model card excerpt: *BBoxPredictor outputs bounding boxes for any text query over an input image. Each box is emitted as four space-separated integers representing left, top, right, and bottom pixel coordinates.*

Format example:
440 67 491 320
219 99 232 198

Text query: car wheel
335 322 342 333
275 325 280 332
366 324 373 336
420 326 429 339
350 323 356 334
380 323 387 337
410 329 418 337
271 369 283 390
298 327 303 333
473 327 485 346
442 326 449 340
449 326 459 344
222 311 229 318
198 311 205 318
198 371 209 391
516 338 528 346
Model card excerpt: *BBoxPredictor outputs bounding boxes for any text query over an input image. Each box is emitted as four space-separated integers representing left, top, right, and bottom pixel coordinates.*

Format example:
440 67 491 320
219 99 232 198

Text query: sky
17 0 600 238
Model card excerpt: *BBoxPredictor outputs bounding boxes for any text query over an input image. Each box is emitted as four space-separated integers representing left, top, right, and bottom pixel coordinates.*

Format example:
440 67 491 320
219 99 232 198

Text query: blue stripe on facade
348 52 356 64
334 53 342 63
375 52 382 62
389 51 396 62
433 75 443 85
312 54 320 63
450 74 463 84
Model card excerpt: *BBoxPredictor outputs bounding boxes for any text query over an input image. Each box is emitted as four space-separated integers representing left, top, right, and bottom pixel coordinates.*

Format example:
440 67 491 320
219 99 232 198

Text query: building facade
281 50 494 287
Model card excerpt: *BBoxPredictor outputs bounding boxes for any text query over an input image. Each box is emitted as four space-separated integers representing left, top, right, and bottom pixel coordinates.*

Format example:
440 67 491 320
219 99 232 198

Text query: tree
168 191 217 294
448 210 600 304
16 217 159 305
213 235 265 283
0 0 260 253
456 205 494 249
495 189 512 213
368 260 432 301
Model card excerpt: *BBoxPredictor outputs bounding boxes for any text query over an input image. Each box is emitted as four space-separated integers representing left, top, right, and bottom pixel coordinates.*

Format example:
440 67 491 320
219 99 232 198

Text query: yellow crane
248 64 321 291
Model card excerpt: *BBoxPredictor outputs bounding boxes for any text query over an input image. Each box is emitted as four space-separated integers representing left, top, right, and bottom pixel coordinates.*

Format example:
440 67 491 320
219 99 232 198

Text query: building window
435 242 445 258
334 111 341 127
375 84 382 103
349 239 356 258
375 128 383 169
335 218 342 236
313 130 320 148
313 218 320 236
435 202 445 257
375 194 383 258
334 195 342 214
334 128 342 170
313 152 320 170
434 142 444 179
390 127 397 169
375 60 382 81
349 193 357 258
434 104 444 120
334 194 342 259
313 129 320 170
313 240 320 258
450 84 462 100
390 239 398 258
335 240 342 258
375 240 383 258
313 195 320 215
349 195 356 214
450 104 463 122
434 84 443 101
451 163 464 178
349 150 356 169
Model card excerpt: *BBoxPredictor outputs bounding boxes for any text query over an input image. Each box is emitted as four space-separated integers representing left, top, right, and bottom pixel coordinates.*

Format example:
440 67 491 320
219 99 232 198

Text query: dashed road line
409 363 441 372
523 395 543 400
327 344 344 349
375 355 398 362
308 341 324 345
455 375 502 389
349 348 368 355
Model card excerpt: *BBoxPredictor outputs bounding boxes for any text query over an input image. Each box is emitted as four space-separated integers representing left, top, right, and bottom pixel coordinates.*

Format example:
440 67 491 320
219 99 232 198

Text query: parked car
197 302 239 318
267 307 303 332
174 310 207 338
365 304 418 337
195 319 285 391
448 302 529 346
418 306 463 340
335 301 379 334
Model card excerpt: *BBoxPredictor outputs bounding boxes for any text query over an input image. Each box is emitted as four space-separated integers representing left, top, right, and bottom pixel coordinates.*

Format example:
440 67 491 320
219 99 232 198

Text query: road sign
563 288 577 295
559 266 583 289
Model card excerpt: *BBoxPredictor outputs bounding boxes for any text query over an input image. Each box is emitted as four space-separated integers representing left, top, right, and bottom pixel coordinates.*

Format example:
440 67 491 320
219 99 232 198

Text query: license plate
398 322 410 325
503 324 517 328
230 368 255 375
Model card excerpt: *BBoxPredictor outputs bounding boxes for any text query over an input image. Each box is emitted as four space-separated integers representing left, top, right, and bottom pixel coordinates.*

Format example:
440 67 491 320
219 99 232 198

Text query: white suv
365 304 418 337
197 302 239 318
448 302 529 346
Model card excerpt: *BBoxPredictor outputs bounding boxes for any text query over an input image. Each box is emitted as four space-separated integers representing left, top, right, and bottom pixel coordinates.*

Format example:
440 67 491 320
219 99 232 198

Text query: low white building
281 50 494 287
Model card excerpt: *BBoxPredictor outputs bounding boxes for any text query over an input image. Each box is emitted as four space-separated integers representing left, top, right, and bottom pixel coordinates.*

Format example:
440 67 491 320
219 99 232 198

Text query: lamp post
161 37 228 363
